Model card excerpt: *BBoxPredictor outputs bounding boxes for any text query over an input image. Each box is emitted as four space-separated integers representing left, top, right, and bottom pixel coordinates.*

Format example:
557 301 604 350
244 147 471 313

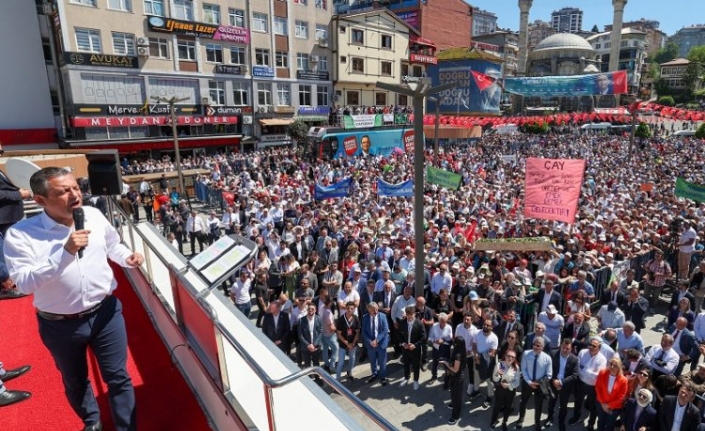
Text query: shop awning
259 118 295 126
410 35 436 47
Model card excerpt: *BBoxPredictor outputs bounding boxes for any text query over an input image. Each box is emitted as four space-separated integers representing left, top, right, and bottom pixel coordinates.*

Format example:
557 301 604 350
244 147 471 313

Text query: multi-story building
528 20 556 51
669 25 705 58
586 27 648 95
50 0 333 154
331 9 434 107
605 19 666 58
472 7 497 37
659 58 691 91
472 31 519 77
551 7 583 34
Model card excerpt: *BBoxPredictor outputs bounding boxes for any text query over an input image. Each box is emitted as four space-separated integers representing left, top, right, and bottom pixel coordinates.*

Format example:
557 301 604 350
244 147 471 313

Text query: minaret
609 0 628 71
517 0 533 76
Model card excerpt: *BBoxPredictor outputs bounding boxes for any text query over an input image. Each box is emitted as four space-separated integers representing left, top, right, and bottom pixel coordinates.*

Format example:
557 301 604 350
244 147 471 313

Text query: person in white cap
538 305 565 350
621 388 656 431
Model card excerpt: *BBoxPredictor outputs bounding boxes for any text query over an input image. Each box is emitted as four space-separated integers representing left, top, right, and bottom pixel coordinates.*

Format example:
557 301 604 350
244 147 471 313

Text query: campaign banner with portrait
343 114 384 129
314 177 352 200
524 158 586 223
377 179 414 197
426 166 462 190
330 128 415 158
425 59 503 114
675 177 705 202
503 71 628 97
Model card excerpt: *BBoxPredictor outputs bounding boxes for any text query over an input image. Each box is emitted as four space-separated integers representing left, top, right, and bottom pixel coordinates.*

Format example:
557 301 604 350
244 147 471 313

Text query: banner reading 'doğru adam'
524 158 585 223
675 177 705 202
377 179 414 197
503 70 628 97
343 114 383 129
426 166 462 190
314 177 352 200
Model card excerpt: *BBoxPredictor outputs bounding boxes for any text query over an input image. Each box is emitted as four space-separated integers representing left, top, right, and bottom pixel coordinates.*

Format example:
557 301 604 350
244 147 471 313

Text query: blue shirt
615 329 644 358
520 350 552 384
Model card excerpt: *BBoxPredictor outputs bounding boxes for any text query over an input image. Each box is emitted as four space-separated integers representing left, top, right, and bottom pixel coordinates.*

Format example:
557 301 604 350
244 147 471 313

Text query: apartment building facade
51 0 333 153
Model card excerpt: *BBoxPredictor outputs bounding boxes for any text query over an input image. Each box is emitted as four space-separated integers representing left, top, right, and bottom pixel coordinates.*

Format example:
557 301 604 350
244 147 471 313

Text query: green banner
427 166 462 190
675 177 705 202
343 114 384 129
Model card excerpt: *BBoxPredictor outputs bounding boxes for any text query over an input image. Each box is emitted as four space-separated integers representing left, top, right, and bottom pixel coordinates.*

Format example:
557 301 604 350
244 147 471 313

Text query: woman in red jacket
594 357 629 431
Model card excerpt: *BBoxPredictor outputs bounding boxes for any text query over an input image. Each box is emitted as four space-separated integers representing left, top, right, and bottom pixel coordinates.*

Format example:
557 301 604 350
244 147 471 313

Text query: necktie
574 327 579 339
371 316 376 338
408 323 412 343
612 292 617 303
657 349 665 361
532 353 539 381
674 330 680 342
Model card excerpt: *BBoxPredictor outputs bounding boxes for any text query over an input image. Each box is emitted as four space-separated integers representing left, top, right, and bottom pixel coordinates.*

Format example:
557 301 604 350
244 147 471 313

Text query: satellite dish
5 158 41 190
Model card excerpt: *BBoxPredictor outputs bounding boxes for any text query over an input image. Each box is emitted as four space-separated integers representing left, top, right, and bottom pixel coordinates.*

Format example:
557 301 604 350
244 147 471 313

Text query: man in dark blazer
531 279 562 315
495 309 525 346
623 389 657 431
262 301 290 353
398 305 426 389
361 303 390 385
546 339 579 431
600 280 626 309
561 312 591 354
670 280 697 311
525 322 552 353
624 286 649 333
289 233 311 264
0 150 31 300
658 384 702 431
298 304 322 368
669 317 699 376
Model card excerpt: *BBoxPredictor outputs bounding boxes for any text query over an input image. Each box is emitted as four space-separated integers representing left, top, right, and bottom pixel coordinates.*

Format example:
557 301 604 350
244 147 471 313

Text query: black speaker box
86 150 123 195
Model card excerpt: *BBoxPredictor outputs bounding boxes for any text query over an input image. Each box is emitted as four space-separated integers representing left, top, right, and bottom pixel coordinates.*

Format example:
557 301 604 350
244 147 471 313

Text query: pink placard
524 158 585 223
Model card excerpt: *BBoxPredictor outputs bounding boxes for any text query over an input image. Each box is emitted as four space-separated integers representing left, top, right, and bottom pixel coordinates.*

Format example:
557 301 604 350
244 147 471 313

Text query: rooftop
661 58 690 66
534 33 594 52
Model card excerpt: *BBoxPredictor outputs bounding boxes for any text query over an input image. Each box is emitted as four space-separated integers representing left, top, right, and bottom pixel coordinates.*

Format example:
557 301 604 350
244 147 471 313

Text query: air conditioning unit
267 106 275 113
310 55 319 63
242 116 253 124
137 47 150 57
317 37 328 47
258 107 267 113
136 37 149 46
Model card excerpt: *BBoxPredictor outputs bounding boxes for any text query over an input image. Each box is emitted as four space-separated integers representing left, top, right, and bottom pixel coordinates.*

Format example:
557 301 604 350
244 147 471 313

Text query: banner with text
675 177 705 202
343 114 384 129
503 71 628 97
315 177 352 200
524 158 585 223
377 179 414 197
426 166 462 190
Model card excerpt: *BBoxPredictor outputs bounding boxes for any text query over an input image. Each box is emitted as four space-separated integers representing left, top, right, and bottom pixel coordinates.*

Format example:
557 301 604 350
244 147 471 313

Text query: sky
466 0 705 36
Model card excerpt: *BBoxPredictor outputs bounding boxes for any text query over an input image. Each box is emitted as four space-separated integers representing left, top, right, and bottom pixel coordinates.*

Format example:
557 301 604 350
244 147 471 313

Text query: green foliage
591 24 599 33
647 62 660 79
652 42 679 64
635 122 652 139
658 95 675 106
287 119 309 143
684 62 704 93
696 123 705 139
520 122 549 134
687 46 705 63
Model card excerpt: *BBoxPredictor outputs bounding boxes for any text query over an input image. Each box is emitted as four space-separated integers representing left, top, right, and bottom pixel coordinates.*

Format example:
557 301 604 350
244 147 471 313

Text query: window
398 94 408 106
230 46 245 65
173 0 194 20
297 53 309 71
149 38 169 58
317 86 328 106
316 25 328 42
107 0 131 11
143 0 164 16
299 84 312 106
274 17 287 35
340 55 346 63
112 32 135 55
209 81 225 105
315 0 327 9
71 0 96 6
202 4 220 24
295 21 309 39
276 51 288 68
346 91 359 105
232 82 249 106
352 29 364 44
352 57 364 73
381 34 392 49
318 56 328 71
205 43 223 63
381 61 392 76
375 92 386 105
75 28 101 53
255 48 270 66
229 8 245 27
412 66 422 77
177 40 196 60
595 43 601 49
277 84 291 106
253 13 269 33
401 64 409 76
258 83 272 106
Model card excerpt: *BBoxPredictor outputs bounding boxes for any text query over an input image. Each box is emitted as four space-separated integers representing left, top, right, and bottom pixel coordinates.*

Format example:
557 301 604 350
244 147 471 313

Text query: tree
685 46 705 93
591 24 599 33
635 122 652 139
658 95 675 106
652 42 679 64
696 123 705 139
287 119 309 144
647 62 660 79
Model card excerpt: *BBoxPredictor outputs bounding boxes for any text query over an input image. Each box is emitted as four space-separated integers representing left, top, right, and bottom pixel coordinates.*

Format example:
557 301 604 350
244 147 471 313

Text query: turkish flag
471 70 497 92
612 70 628 94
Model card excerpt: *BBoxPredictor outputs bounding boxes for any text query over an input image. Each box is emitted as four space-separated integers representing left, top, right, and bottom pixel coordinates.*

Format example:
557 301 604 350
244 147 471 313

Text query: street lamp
151 95 189 199
376 78 457 298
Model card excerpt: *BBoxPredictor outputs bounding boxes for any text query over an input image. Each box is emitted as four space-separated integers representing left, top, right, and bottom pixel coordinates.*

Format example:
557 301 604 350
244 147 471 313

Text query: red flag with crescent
471 70 497 92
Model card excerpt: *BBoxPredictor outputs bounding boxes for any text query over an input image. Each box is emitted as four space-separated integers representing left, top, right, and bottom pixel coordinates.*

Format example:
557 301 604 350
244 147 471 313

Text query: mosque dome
534 33 595 52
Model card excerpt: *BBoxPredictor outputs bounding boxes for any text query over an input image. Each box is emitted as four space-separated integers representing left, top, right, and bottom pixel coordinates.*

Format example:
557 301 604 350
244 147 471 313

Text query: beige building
331 10 430 108
660 58 691 91
53 0 333 152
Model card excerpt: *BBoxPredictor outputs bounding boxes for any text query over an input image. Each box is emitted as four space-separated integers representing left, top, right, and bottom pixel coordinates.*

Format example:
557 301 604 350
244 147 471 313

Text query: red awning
65 135 241 153
409 35 436 47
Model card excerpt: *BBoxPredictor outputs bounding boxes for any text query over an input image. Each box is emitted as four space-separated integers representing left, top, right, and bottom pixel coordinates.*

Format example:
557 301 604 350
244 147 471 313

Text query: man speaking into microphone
4 167 144 431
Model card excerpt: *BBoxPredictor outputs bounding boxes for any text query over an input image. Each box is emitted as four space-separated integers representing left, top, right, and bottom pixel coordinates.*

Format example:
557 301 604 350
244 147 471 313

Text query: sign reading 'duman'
63 52 138 68
147 16 250 43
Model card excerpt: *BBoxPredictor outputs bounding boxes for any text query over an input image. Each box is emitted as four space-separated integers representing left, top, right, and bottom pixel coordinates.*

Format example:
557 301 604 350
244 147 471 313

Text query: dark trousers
596 407 620 431
431 344 451 378
449 375 464 420
300 346 321 368
143 206 153 223
38 296 136 430
491 385 516 425
518 381 545 427
403 351 421 381
548 384 573 430
572 380 597 427
190 232 205 254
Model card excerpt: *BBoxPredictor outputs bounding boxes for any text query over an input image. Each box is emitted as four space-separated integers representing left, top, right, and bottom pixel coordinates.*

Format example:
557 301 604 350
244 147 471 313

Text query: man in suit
398 305 426 390
0 145 32 300
622 389 657 431
361 303 390 385
658 383 702 431
298 304 322 369
289 233 310 265
496 309 525 346
532 279 562 315
624 286 649 333
669 317 699 376
671 280 697 312
518 336 553 431
525 322 552 353
262 301 290 353
600 280 626 309
547 339 579 431
562 312 591 353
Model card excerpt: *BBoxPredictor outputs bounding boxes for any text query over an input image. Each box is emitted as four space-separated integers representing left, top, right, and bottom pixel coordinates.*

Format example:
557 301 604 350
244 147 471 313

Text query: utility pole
428 96 442 165
152 95 189 198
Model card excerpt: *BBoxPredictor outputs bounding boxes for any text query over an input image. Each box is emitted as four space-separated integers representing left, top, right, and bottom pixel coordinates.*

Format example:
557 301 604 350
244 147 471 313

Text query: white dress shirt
577 349 607 386
644 345 679 375
5 206 133 314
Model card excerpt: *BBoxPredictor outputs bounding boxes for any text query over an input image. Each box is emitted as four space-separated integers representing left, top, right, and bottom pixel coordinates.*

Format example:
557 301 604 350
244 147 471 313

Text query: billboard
325 128 415 158
503 71 628 97
426 59 503 115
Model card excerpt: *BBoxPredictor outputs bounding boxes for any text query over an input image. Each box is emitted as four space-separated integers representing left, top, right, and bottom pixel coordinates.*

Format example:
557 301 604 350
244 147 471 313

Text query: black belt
37 296 111 321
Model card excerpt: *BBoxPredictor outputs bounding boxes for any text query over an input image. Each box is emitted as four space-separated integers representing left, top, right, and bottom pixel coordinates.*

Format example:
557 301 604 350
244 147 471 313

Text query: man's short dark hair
30 167 71 197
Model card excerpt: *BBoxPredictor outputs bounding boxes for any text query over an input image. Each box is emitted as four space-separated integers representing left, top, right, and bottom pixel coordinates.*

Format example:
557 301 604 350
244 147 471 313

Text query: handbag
538 376 556 399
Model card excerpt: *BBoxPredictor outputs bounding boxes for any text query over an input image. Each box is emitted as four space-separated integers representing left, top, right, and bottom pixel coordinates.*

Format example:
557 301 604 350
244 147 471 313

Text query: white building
586 27 648 95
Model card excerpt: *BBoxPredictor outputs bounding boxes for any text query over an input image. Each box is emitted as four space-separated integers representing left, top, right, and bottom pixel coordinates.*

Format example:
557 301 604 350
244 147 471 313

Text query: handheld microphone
73 207 85 258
